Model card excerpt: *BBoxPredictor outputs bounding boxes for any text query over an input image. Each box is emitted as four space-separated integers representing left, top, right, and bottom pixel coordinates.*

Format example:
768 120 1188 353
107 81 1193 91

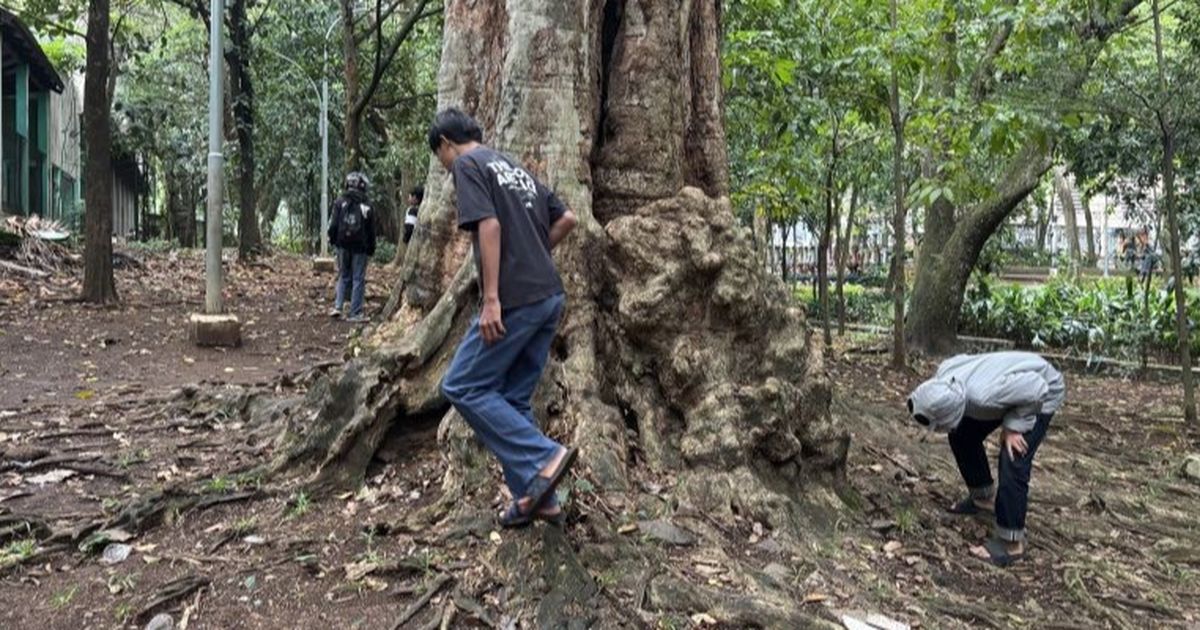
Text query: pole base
312 256 336 273
189 313 242 348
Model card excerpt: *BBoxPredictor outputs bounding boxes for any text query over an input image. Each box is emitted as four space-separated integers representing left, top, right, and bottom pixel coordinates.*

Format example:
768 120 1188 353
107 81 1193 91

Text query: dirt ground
2 253 1199 629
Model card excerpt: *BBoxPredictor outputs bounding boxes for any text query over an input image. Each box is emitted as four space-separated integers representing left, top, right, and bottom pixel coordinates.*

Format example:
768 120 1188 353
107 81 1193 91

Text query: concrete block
189 313 242 348
312 257 336 272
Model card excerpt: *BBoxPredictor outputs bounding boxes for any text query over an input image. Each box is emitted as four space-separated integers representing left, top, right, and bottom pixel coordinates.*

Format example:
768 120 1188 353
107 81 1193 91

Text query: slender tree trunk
341 0 362 172
227 0 262 259
1081 194 1096 265
81 0 118 304
835 183 858 336
779 221 789 281
1055 168 1081 264
1153 0 1195 423
888 0 906 367
1036 191 1052 253
818 153 837 348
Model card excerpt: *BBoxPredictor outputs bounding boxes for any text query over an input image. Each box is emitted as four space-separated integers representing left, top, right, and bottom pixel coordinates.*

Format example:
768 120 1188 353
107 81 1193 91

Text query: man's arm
477 217 506 344
549 210 578 250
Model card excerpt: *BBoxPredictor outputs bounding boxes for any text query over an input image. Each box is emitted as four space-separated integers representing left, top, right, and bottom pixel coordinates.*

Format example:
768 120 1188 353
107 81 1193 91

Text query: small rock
883 540 903 554
754 537 785 556
870 519 897 533
1182 454 1200 481
145 613 174 630
101 543 132 565
637 519 695 546
762 562 791 584
242 535 266 546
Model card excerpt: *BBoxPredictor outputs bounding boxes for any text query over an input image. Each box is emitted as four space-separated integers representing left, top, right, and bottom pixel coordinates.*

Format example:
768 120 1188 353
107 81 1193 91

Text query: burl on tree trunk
275 0 846 535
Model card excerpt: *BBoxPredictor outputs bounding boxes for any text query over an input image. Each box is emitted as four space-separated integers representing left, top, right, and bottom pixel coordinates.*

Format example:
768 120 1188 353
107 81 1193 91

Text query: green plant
50 585 79 609
287 491 311 519
204 475 234 493
0 538 37 567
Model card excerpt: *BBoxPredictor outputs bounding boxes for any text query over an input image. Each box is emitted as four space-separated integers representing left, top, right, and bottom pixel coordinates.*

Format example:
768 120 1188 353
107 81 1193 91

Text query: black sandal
947 496 991 515
984 538 1025 567
498 448 579 529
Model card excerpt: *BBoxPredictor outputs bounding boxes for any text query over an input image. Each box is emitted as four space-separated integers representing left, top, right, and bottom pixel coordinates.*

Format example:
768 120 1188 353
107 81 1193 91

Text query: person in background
907 351 1066 566
403 185 424 245
327 171 376 323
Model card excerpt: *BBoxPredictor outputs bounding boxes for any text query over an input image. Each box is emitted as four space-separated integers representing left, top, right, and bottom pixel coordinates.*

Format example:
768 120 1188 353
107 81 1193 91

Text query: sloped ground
1 255 1198 629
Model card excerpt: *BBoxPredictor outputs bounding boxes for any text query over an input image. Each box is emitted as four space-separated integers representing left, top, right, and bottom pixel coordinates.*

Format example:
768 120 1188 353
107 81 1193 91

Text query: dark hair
410 185 424 202
427 108 483 152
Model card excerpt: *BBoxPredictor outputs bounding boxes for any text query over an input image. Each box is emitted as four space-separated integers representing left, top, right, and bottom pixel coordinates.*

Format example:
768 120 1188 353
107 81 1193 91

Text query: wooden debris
391 574 454 630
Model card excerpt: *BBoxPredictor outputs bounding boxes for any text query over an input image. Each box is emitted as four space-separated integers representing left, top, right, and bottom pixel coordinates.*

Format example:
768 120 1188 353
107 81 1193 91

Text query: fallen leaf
489 531 502 544
803 593 829 604
968 545 991 560
690 613 717 626
618 523 638 535
883 540 903 554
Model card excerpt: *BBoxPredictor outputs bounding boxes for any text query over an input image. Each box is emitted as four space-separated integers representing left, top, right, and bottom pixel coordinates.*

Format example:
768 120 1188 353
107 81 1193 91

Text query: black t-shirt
451 147 565 309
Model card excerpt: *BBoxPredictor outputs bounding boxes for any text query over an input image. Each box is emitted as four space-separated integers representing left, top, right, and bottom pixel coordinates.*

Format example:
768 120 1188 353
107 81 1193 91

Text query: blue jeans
441 293 565 502
334 249 369 317
949 413 1054 541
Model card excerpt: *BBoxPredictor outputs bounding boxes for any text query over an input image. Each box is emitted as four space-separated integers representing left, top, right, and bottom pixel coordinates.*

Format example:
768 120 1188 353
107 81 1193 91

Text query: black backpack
337 199 366 246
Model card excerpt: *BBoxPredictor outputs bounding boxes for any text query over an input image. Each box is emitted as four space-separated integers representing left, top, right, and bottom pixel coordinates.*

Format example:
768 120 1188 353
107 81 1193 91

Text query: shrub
959 274 1200 362
373 241 396 265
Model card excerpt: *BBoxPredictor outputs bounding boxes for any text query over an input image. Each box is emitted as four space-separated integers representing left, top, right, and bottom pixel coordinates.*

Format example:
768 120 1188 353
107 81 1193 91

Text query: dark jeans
334 248 369 318
948 413 1053 541
441 293 565 503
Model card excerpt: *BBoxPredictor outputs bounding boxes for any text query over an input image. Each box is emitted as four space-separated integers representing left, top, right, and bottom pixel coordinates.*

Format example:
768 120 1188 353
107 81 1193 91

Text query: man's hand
480 296 506 346
1002 429 1028 459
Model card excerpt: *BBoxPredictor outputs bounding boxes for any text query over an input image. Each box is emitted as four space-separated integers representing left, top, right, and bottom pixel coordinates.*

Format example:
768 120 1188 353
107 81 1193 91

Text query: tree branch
352 0 435 119
969 1 1017 102
354 0 408 46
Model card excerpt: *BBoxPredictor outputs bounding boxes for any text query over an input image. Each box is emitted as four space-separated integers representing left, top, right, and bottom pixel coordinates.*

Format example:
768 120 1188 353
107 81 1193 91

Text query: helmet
345 171 370 192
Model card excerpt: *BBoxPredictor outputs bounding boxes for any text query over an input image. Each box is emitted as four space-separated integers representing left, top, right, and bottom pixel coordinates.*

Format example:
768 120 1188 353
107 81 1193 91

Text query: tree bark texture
277 0 848 544
227 0 262 259
81 0 118 304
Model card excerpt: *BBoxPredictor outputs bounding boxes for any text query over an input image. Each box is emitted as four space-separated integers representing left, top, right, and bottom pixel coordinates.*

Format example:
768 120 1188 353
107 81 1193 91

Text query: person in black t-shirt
431 108 580 528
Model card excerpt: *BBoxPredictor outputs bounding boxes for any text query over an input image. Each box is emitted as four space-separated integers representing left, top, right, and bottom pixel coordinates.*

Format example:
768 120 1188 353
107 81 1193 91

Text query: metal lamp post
204 0 225 314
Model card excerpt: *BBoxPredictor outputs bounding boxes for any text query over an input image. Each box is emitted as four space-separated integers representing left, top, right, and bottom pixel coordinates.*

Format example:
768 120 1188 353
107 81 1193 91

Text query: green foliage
960 276 1200 362
795 283 893 325
373 241 396 265
41 38 84 74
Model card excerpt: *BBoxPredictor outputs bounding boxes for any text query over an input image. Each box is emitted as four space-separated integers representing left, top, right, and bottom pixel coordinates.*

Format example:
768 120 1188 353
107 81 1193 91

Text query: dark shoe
947 496 992 515
500 448 579 529
984 538 1025 567
497 501 566 529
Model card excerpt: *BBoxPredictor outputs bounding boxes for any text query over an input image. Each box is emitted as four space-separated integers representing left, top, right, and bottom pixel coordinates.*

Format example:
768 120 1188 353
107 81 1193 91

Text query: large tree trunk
278 0 845 554
905 1 1145 353
906 142 1052 354
81 0 118 305
227 0 262 259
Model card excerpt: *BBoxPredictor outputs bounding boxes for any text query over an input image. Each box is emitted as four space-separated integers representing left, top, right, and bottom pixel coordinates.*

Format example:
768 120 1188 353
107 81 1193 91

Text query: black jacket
327 190 377 255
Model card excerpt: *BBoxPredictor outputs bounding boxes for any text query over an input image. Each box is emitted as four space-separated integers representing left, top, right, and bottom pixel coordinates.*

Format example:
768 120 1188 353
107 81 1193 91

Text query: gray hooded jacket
908 352 1065 434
